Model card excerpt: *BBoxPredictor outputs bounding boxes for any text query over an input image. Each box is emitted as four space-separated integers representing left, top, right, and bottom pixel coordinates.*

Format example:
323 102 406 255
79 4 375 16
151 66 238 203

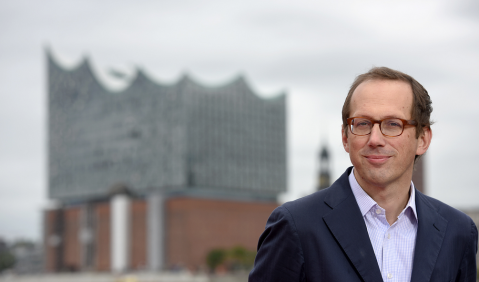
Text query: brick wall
166 197 278 270
44 196 277 272
94 202 110 271
44 210 60 272
44 207 82 272
63 207 81 271
130 199 146 269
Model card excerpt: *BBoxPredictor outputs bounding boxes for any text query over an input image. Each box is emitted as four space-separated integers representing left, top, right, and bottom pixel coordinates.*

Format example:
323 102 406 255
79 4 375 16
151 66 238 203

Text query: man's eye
386 120 402 127
356 121 370 127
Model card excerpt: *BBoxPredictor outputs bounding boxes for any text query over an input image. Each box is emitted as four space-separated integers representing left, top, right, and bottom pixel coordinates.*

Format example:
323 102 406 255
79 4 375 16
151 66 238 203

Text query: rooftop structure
47 51 287 202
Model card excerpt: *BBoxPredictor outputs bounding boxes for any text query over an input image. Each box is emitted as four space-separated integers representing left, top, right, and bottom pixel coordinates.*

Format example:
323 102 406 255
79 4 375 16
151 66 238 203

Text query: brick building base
44 197 277 272
166 197 278 270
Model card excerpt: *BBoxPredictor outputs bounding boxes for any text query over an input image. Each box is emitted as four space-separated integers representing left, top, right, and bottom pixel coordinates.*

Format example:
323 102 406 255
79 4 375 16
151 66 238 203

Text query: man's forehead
349 79 413 117
354 78 411 91
351 79 412 100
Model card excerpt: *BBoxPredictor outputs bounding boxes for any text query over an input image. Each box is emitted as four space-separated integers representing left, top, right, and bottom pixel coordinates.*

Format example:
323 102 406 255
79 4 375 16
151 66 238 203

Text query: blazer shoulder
283 186 337 216
284 189 329 210
250 203 307 281
282 167 354 220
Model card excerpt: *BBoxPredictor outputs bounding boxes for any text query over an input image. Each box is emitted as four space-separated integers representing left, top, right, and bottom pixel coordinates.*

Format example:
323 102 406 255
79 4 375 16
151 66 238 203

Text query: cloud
1 0 478 240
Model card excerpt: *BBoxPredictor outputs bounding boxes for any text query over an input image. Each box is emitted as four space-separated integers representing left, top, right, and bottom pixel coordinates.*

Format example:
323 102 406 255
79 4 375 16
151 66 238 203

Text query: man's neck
353 169 412 225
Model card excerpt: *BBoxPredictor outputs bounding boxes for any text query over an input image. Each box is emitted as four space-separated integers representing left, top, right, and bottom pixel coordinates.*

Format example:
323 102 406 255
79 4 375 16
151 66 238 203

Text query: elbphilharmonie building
44 50 287 272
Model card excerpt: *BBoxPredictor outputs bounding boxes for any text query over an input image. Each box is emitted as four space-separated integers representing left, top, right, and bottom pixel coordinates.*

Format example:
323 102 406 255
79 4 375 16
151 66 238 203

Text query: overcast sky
1 0 478 241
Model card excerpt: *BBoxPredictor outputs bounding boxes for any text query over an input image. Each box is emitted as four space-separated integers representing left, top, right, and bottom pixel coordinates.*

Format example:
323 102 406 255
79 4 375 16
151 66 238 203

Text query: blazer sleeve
248 206 306 282
457 220 478 281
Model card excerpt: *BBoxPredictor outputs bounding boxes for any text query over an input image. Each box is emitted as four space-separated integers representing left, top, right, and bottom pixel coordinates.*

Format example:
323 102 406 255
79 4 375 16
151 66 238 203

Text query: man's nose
367 123 386 147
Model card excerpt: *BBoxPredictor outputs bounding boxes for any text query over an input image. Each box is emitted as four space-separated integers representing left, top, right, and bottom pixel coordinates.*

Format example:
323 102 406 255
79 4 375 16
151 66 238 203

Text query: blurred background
1 0 478 279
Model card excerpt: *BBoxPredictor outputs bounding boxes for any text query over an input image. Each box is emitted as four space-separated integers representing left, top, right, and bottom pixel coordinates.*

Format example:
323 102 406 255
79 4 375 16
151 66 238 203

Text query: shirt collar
349 168 418 221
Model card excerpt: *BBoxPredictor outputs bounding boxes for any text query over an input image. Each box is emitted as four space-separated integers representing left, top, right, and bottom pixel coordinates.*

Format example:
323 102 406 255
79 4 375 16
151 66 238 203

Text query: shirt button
375 209 381 215
387 233 390 239
387 273 393 279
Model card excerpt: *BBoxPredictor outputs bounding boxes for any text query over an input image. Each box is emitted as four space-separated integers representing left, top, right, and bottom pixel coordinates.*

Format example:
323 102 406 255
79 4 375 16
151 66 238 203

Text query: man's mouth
364 155 391 164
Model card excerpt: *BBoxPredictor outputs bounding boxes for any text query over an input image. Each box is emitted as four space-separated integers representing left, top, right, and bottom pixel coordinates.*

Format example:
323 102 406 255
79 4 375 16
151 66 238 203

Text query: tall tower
317 145 331 191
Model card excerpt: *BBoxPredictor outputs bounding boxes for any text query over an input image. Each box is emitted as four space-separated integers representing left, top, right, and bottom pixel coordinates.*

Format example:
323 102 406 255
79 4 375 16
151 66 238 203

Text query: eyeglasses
347 117 417 137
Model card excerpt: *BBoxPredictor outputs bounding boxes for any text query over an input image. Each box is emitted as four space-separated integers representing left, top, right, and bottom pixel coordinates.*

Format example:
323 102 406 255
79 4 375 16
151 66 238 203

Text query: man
249 67 478 282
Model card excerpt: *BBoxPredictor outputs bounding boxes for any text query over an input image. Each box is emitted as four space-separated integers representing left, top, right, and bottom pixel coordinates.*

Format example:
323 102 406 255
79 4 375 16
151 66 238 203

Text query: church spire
317 145 331 191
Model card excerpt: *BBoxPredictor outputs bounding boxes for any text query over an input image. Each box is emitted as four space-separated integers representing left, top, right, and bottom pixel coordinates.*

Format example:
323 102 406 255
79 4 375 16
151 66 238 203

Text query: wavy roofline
46 47 286 100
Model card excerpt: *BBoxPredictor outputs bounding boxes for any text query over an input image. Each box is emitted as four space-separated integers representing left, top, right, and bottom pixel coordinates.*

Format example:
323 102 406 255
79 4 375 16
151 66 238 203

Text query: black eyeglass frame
346 117 417 137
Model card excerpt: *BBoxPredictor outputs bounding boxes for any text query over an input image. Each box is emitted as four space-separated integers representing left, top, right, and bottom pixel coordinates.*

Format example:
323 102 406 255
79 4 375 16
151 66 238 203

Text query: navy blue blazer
249 167 478 282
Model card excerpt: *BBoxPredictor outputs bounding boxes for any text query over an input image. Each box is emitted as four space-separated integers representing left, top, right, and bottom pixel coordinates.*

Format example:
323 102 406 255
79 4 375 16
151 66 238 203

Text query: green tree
0 250 15 272
206 246 257 273
228 245 256 270
206 248 226 273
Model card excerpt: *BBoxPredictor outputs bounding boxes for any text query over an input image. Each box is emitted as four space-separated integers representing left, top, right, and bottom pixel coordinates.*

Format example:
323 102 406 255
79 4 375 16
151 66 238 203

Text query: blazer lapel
323 169 383 282
410 191 448 282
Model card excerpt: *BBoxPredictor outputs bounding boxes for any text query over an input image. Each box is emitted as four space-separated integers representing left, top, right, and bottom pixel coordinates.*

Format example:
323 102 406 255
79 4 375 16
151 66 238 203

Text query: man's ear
416 127 432 156
342 125 350 153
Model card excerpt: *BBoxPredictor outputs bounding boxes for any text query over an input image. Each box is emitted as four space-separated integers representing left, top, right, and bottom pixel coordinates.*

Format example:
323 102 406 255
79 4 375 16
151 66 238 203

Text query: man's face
342 79 431 188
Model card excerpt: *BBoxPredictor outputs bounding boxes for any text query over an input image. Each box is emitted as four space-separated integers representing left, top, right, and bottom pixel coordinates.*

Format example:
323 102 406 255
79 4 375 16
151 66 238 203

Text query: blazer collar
410 191 448 282
323 167 449 282
323 167 384 282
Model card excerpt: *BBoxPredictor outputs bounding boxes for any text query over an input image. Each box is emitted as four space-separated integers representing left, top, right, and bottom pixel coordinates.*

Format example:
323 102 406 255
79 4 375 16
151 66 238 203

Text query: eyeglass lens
351 118 404 136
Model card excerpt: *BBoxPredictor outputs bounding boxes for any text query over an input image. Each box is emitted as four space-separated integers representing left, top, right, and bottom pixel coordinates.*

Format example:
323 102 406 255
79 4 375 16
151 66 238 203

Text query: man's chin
359 169 392 187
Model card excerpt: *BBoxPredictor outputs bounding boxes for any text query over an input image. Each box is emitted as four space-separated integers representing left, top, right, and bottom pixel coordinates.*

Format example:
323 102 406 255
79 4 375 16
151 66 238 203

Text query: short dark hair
341 67 433 161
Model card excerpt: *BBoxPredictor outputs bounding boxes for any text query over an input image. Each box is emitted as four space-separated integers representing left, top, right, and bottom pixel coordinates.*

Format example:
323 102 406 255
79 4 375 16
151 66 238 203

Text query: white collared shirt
349 168 418 282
